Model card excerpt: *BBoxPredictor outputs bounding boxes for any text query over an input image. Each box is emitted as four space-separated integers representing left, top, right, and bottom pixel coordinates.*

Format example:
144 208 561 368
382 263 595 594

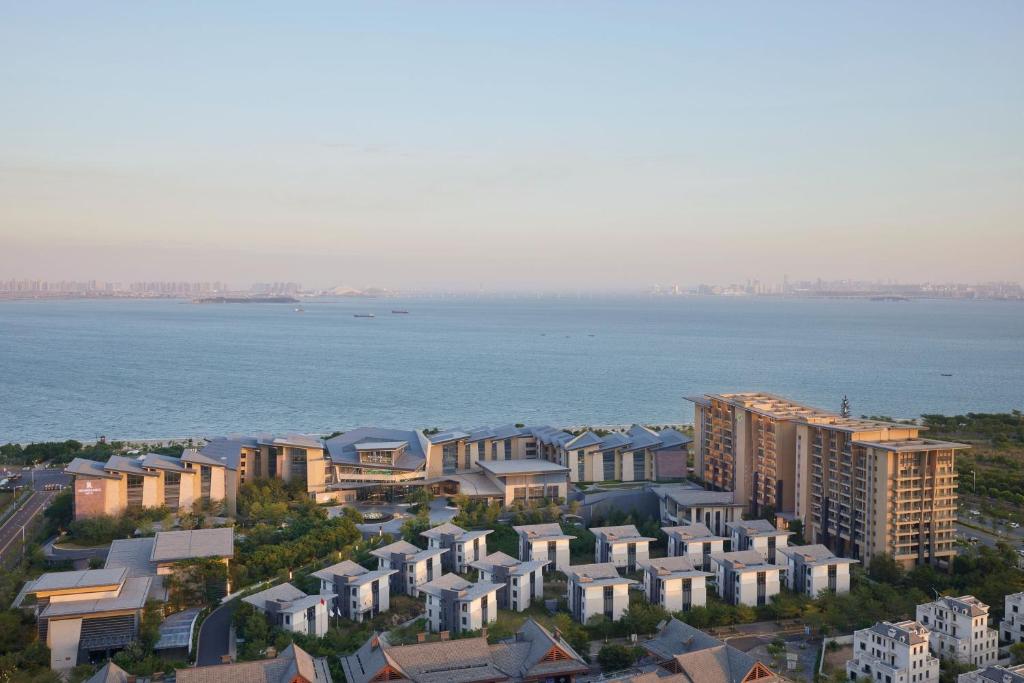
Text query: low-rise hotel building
243 582 332 638
19 568 152 673
664 523 726 572
514 522 575 573
710 549 784 607
470 551 547 612
916 596 998 666
421 522 491 574
654 486 744 536
565 563 635 623
566 425 689 483
419 573 502 634
847 620 939 683
370 540 446 597
777 544 856 596
341 619 588 683
592 525 655 571
1000 592 1024 644
312 560 396 623
639 556 711 612
727 519 790 564
958 665 1024 683
687 391 967 569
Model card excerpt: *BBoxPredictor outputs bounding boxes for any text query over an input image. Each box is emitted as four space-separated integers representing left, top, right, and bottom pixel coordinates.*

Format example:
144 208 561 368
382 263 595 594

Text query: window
577 451 586 481
443 443 459 474
602 452 615 481
504 441 512 460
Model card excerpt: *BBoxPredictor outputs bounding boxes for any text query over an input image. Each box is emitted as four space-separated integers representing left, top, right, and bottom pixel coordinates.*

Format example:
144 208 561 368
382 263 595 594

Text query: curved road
196 601 238 666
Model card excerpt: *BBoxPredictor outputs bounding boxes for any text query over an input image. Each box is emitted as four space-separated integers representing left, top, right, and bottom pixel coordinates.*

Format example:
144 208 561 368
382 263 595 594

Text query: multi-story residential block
565 563 635 623
18 568 152 673
795 416 964 569
470 551 547 611
916 596 998 666
688 391 967 569
777 544 856 596
639 556 711 612
1000 592 1024 644
370 540 446 597
957 664 1024 683
727 519 790 563
177 643 332 683
654 485 744 536
664 523 726 571
565 425 690 483
312 560 396 623
341 619 589 683
592 525 655 571
243 582 333 637
514 522 575 573
419 573 502 634
710 549 784 607
421 522 491 573
846 620 939 683
641 618 782 683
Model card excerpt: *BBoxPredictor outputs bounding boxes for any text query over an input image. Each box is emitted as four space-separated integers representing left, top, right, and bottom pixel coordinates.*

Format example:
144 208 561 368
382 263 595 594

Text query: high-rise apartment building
687 392 967 569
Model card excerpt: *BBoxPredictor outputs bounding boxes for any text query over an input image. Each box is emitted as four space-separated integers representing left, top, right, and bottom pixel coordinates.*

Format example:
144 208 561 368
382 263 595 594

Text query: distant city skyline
2 2 1022 288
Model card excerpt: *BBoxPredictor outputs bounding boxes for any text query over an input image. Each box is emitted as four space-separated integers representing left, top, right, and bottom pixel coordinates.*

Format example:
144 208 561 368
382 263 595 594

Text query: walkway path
196 601 238 666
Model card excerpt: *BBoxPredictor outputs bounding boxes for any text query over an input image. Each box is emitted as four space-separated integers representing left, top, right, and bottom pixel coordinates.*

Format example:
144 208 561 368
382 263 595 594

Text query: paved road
196 601 238 666
0 491 55 563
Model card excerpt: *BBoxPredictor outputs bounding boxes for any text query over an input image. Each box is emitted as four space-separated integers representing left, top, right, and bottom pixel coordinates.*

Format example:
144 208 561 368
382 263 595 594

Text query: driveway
0 491 54 564
196 601 238 666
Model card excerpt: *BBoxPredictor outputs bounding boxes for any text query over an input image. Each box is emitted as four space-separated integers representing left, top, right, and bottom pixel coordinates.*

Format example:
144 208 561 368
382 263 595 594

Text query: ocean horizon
1 295 1022 443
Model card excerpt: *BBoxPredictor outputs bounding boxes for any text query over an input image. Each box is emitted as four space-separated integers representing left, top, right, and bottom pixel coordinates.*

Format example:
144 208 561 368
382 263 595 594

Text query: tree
1010 642 1024 665
165 558 228 609
868 554 903 585
597 644 640 672
623 602 669 636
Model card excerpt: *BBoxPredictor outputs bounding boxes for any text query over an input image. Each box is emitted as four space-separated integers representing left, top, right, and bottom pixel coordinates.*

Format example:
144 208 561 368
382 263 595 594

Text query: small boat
294 306 304 313
353 313 375 318
391 310 409 314
941 373 953 377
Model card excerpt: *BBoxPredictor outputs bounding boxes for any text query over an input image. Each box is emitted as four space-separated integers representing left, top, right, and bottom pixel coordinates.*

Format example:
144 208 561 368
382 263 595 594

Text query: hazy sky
2 2 1022 291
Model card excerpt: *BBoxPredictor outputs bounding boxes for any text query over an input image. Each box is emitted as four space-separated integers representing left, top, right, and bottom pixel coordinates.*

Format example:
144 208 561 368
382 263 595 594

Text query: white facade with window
916 596 997 666
1000 592 1024 644
565 563 635 624
847 621 939 683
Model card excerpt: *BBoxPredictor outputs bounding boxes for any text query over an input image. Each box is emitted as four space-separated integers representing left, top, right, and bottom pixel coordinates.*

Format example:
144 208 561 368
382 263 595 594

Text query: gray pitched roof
777 544 858 567
139 452 188 472
477 459 569 475
642 618 773 683
66 457 120 479
325 427 427 471
40 577 152 617
710 550 782 572
370 539 447 563
565 563 635 587
592 524 657 543
418 573 502 602
640 555 712 580
104 455 156 476
514 523 575 542
150 528 234 562
663 524 721 542
176 643 331 683
470 552 547 575
85 662 131 683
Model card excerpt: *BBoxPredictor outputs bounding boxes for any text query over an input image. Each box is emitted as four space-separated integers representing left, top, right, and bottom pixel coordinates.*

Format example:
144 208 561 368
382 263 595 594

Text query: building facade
565 563 635 624
421 522 491 574
592 525 655 571
777 544 856 596
846 621 939 683
710 550 784 607
514 523 575 573
470 552 547 612
664 523 726 572
727 519 790 564
654 486 744 536
242 582 332 638
312 560 396 623
639 556 710 612
915 596 998 666
369 540 446 597
1000 592 1024 644
419 574 502 634
565 425 689 484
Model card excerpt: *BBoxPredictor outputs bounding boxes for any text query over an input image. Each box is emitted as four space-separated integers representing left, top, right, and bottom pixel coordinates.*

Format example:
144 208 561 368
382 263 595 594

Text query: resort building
514 522 575 573
639 556 711 612
369 540 446 597
566 425 690 483
654 485 744 535
664 523 726 572
470 552 547 612
312 560 396 623
846 620 939 683
957 665 1024 683
176 643 332 683
641 618 782 683
243 582 333 638
421 522 492 573
476 459 570 504
794 415 965 568
565 563 635 624
591 525 655 571
1000 592 1024 644
710 550 784 607
915 596 998 666
687 392 967 569
18 568 152 673
727 519 790 564
341 619 588 683
419 573 502 634
777 544 857 596
323 427 432 501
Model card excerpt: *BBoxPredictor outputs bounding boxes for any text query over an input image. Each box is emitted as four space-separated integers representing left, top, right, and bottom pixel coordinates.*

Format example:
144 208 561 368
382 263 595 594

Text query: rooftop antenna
840 396 851 418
